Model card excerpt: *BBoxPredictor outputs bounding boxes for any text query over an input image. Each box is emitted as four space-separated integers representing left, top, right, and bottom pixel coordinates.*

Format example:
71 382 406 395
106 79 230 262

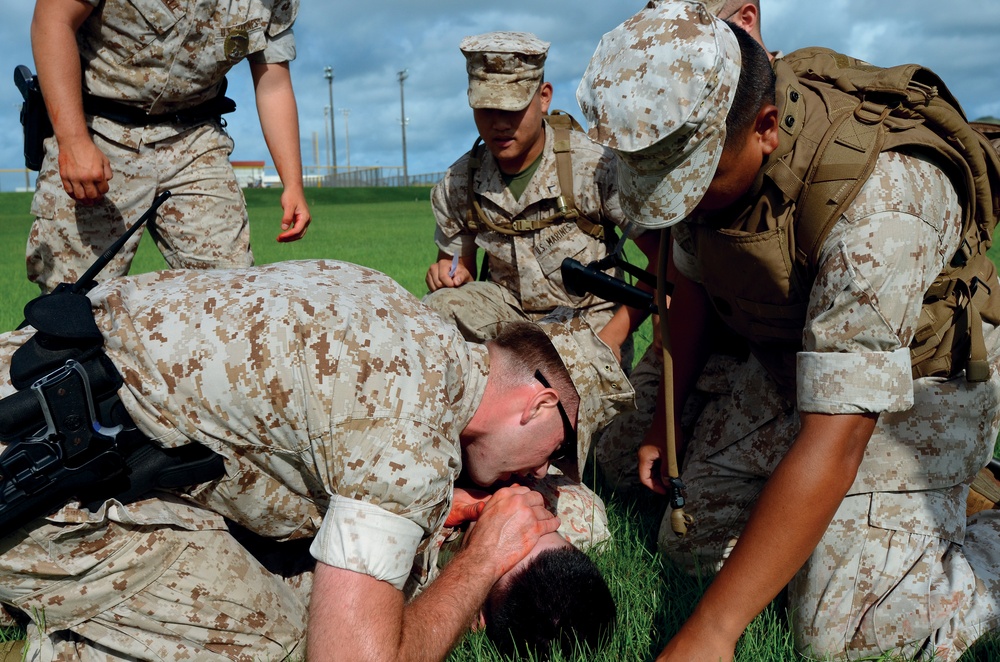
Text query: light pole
324 66 337 172
323 105 331 171
341 108 351 169
398 69 409 185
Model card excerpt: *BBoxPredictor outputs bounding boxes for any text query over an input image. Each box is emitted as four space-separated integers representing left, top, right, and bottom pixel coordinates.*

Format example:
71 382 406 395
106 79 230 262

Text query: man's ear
520 385 559 425
756 104 780 156
731 3 760 33
538 81 554 113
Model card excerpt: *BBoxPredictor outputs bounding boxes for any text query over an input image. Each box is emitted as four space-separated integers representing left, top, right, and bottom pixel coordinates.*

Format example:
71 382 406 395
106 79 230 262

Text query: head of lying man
481 529 617 657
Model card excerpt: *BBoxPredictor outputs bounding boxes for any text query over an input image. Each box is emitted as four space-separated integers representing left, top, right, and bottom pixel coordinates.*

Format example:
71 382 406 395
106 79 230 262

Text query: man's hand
444 487 491 527
56 131 112 204
638 435 669 495
276 187 310 242
462 485 559 576
426 254 473 291
656 617 735 662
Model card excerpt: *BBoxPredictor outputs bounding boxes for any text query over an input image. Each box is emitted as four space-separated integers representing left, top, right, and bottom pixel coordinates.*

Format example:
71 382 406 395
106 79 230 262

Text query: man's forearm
663 412 877 656
31 0 92 145
251 62 304 191
397 544 501 661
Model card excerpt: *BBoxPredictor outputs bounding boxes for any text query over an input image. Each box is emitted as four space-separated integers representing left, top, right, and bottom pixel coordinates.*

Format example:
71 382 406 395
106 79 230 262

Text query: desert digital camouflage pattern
429 123 634 319
78 0 297 132
0 260 490 659
28 127 253 293
533 307 635 482
576 0 740 229
664 153 1000 660
26 0 297 293
461 31 548 112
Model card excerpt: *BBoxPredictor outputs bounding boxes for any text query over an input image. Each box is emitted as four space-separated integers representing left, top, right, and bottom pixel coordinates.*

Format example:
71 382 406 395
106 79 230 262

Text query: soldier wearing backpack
423 31 657 365
580 2 1000 660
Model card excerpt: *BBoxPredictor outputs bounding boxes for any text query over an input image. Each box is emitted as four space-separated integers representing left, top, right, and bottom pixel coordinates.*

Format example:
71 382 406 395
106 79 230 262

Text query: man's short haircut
723 20 776 148
483 546 616 657
491 321 579 417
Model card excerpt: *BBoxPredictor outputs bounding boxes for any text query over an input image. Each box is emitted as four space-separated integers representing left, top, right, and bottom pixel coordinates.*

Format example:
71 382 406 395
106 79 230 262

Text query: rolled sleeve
797 348 913 414
434 225 476 257
310 494 424 590
798 152 962 416
252 27 296 64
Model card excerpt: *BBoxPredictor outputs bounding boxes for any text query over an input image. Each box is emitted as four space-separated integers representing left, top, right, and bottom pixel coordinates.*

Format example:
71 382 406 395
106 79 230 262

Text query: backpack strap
785 47 1000 382
465 113 611 241
794 100 888 266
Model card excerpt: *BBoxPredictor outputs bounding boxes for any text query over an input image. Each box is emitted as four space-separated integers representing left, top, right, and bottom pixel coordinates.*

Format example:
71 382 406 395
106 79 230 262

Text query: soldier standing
25 0 311 294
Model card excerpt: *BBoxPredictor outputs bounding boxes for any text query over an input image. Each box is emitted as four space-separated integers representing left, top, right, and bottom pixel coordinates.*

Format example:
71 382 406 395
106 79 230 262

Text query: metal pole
342 108 351 170
324 66 337 172
398 69 409 186
323 106 331 171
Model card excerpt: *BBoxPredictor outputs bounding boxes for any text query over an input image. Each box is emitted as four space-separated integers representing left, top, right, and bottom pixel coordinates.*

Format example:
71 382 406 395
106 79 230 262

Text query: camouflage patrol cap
460 31 549 112
534 308 635 482
576 0 741 228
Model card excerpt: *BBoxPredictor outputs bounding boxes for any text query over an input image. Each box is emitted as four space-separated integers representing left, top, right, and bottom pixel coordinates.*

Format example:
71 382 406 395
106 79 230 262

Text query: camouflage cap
700 0 732 16
534 308 635 482
460 31 549 112
576 0 741 229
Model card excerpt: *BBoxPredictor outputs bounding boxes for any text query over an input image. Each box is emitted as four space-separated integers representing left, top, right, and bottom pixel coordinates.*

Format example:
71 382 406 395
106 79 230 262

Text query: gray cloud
1 0 997 189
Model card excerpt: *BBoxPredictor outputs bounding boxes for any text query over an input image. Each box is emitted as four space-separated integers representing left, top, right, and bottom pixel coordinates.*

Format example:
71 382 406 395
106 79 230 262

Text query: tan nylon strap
658 228 692 537
796 107 887 266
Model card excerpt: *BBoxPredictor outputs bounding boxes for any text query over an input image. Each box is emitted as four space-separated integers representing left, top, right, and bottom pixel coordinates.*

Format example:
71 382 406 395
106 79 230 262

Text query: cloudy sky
1 0 998 188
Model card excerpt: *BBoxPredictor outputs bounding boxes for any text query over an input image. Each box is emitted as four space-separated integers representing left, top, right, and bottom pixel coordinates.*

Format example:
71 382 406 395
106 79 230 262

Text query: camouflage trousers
421 281 630 367
1 509 308 662
26 122 253 294
662 354 1000 661
595 346 738 491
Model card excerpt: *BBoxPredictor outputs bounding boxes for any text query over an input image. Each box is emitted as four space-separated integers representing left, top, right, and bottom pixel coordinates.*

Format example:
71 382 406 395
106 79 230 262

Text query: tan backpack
782 47 1000 381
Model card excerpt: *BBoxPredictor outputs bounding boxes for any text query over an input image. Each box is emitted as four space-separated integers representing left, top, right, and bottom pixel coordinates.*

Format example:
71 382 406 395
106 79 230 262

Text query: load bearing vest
691 47 1000 395
464 110 611 242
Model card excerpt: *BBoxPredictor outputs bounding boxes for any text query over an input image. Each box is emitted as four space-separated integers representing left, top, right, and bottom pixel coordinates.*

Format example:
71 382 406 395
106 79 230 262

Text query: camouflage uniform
664 152 1000 660
0 260 488 660
424 32 637 342
577 2 1000 659
26 0 298 293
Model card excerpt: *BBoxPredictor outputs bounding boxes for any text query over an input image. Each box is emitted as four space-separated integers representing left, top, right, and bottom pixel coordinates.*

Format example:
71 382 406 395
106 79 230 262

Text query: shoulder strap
544 110 612 243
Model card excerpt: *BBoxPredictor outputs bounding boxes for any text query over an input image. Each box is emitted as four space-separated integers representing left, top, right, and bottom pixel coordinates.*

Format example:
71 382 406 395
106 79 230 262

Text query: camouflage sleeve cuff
250 27 296 64
434 226 476 257
796 348 913 414
310 494 424 590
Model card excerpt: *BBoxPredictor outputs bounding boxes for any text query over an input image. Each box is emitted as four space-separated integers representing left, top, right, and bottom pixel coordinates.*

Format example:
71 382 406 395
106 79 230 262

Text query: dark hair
723 20 776 148
483 546 616 658
491 321 579 418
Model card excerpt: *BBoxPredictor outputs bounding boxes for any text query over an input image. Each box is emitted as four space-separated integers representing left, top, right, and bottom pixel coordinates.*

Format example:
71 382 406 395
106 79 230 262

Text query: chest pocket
96 0 179 65
696 223 808 344
533 221 597 277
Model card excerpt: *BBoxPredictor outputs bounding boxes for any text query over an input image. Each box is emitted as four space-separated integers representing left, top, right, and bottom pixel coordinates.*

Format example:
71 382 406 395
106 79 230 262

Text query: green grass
0 188 998 661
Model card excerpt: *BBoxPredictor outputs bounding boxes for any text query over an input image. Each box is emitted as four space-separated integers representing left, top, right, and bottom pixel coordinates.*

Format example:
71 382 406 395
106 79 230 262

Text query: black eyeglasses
534 370 576 463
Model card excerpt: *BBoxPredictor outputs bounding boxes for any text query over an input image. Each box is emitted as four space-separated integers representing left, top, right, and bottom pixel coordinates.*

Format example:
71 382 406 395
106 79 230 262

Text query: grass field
0 188 998 661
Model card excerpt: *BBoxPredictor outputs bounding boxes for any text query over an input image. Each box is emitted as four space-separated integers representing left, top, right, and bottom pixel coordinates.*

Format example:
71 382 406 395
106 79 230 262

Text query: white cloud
1 0 998 188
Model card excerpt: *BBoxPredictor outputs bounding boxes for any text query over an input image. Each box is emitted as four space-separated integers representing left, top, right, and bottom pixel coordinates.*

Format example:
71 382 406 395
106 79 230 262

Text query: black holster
0 293 225 533
14 65 52 172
